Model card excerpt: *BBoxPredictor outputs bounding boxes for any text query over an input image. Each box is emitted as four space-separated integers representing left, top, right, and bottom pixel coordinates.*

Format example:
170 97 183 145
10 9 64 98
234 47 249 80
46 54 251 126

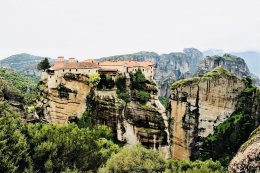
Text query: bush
136 90 151 104
159 96 169 108
117 91 130 102
165 159 226 173
132 69 146 90
99 144 166 173
115 76 127 91
0 101 119 172
97 74 115 90
89 73 101 87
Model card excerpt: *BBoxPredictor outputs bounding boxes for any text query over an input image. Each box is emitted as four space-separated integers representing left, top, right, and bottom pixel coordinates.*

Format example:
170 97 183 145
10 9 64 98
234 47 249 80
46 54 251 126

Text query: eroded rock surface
169 67 246 160
229 126 260 173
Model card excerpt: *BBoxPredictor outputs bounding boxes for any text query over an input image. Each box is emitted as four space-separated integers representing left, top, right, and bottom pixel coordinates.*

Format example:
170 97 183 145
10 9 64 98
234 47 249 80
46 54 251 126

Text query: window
56 80 57 83
63 69 64 72
88 70 90 72
142 69 144 71
69 69 71 72
76 69 78 72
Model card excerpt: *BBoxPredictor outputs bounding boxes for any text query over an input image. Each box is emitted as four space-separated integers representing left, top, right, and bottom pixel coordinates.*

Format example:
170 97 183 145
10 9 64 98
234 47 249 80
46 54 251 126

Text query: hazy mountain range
0 48 259 78
204 49 260 78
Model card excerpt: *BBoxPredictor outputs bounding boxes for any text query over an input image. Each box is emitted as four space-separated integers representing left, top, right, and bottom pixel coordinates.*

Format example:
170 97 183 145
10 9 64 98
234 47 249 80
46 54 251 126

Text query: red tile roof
52 60 99 70
99 60 153 67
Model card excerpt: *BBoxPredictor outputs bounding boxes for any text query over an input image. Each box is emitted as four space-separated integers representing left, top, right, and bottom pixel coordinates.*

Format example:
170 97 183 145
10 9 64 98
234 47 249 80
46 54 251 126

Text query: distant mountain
203 49 224 56
196 54 260 86
203 49 260 78
0 53 54 77
231 51 260 78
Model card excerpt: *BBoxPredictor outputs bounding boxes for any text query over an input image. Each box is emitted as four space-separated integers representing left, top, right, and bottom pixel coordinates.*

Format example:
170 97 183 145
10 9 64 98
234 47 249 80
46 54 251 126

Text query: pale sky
0 0 260 59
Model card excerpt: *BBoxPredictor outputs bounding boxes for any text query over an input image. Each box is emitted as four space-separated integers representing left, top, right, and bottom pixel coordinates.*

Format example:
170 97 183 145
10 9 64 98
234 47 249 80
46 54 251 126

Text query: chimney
56 56 64 63
69 57 77 63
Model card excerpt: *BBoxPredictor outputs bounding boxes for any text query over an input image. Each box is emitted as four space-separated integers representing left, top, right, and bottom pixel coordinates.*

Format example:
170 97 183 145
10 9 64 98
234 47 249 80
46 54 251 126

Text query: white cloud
0 0 260 59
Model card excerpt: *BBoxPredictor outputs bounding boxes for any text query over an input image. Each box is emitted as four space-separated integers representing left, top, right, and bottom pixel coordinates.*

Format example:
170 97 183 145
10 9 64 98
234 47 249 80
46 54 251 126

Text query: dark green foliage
0 101 32 173
115 76 130 102
99 144 226 173
194 86 259 167
132 69 146 90
115 76 127 91
99 144 166 173
37 58 51 71
0 68 36 104
0 101 119 172
159 96 170 108
136 90 151 104
97 74 115 90
117 91 131 102
165 159 226 173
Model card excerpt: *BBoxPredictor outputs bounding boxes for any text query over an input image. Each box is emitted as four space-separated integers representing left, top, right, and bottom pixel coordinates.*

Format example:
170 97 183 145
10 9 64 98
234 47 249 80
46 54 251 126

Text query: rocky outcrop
92 91 170 157
196 54 260 86
99 48 203 96
37 71 171 157
169 67 246 160
229 126 260 173
37 73 92 124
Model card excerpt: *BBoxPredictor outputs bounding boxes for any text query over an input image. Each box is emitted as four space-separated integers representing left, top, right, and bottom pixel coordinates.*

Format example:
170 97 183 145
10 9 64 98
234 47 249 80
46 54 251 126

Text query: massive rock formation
37 73 94 124
37 71 171 157
169 67 246 160
99 48 204 96
196 54 260 86
229 126 260 173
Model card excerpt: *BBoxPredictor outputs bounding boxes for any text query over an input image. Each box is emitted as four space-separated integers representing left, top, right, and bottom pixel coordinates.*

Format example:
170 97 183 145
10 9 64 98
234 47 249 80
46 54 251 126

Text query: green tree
89 73 101 87
0 101 32 173
136 90 151 104
132 69 146 90
37 58 51 71
99 144 166 173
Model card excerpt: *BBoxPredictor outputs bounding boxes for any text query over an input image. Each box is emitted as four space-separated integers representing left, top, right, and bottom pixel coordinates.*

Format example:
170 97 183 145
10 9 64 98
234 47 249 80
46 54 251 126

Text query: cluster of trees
115 76 130 102
99 144 226 173
0 101 119 173
97 74 115 90
131 69 152 104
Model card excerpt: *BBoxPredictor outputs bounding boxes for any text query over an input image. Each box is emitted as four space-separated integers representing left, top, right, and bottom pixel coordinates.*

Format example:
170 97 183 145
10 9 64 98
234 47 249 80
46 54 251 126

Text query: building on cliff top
42 57 154 89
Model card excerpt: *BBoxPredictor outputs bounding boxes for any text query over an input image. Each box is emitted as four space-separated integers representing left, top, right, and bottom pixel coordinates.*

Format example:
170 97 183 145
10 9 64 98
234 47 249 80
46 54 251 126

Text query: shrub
117 91 130 102
136 90 151 104
89 73 101 87
97 74 115 90
99 144 166 173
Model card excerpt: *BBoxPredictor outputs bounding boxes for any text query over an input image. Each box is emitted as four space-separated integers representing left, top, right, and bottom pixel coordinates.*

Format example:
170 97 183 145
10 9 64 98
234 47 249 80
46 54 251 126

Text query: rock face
37 71 171 157
196 54 260 86
99 48 203 96
92 90 170 158
37 73 92 124
229 126 260 173
169 67 246 160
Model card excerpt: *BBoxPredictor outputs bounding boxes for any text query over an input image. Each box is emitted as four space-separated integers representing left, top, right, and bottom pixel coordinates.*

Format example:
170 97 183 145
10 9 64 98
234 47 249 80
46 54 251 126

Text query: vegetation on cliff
99 144 226 173
0 68 37 104
37 58 51 71
172 66 236 89
0 101 119 172
193 82 259 166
